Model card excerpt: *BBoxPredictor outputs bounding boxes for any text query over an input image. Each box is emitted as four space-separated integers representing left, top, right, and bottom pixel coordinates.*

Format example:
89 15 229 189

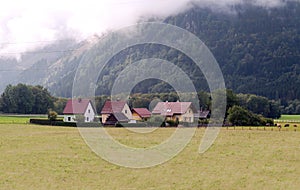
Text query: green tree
31 85 54 114
228 106 252 126
227 105 267 126
0 84 54 114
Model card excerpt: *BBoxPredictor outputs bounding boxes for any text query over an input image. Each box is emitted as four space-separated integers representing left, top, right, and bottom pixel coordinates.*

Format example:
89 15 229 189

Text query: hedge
117 122 148 128
29 119 101 127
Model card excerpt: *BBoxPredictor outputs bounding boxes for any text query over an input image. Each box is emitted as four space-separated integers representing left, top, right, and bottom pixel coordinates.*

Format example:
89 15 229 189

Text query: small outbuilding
132 108 152 121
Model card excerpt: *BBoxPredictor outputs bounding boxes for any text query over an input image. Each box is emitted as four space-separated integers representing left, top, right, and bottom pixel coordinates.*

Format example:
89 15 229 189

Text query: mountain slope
6 1 300 101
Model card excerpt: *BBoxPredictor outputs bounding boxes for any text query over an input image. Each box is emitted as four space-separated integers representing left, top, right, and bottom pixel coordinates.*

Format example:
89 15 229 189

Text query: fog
0 0 297 58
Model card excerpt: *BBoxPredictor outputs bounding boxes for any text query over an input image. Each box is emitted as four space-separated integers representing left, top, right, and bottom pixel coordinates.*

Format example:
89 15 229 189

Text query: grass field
279 115 300 121
0 115 48 124
0 124 299 190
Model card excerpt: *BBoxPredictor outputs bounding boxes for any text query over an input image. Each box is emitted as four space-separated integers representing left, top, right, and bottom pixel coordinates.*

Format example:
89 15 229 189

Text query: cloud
0 0 297 58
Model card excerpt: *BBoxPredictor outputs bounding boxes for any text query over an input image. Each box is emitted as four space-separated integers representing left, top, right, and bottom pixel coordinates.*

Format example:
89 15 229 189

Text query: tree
31 85 54 114
0 84 54 114
246 95 270 117
227 105 268 126
0 84 34 114
228 106 252 126
48 110 58 121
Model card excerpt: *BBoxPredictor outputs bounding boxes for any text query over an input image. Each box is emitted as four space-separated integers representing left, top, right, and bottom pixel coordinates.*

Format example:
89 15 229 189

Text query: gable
101 101 127 114
84 102 96 115
63 99 92 114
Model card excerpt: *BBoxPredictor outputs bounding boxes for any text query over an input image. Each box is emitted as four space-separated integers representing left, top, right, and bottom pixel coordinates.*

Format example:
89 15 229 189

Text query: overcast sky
0 0 297 58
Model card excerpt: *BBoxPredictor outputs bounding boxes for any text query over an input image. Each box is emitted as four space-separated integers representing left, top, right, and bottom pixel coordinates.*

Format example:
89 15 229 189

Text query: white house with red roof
101 100 132 124
132 108 151 121
152 101 196 123
63 98 96 123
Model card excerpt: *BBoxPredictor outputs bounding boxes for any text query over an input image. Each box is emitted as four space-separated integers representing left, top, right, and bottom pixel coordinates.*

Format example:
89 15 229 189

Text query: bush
166 120 178 127
117 122 148 127
74 115 85 122
227 105 271 126
29 119 101 127
147 115 166 127
48 110 58 121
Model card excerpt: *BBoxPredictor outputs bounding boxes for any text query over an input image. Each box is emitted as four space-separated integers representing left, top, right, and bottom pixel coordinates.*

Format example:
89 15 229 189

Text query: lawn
0 115 32 124
0 124 299 190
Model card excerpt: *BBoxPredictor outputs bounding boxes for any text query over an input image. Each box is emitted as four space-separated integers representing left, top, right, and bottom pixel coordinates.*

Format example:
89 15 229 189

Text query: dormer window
167 109 172 113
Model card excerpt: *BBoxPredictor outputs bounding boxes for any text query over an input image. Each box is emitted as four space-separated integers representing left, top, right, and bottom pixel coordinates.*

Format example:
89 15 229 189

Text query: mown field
0 115 48 124
0 124 299 190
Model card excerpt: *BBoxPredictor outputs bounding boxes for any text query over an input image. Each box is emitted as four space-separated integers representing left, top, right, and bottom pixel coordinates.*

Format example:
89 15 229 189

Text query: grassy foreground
0 124 299 190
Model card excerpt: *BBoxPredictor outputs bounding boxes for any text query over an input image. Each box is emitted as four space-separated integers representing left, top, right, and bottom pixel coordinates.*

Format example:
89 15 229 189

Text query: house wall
101 114 110 124
122 104 132 120
132 112 142 121
164 108 194 123
64 115 76 122
84 102 95 122
181 108 194 123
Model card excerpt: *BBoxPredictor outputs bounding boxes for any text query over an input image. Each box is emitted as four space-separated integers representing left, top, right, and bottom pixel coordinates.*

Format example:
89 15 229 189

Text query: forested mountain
167 2 300 101
3 1 300 102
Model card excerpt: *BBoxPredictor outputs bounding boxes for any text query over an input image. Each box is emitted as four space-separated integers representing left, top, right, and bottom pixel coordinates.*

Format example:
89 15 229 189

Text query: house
101 100 132 124
132 108 151 121
63 98 96 122
152 101 196 123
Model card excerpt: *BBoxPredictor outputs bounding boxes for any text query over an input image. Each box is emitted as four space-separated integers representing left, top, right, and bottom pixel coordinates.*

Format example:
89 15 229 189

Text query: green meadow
0 124 299 190
0 115 32 124
279 115 300 121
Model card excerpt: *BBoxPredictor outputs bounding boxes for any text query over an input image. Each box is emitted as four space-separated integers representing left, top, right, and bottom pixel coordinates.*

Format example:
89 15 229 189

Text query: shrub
228 105 271 126
166 120 178 127
48 110 58 121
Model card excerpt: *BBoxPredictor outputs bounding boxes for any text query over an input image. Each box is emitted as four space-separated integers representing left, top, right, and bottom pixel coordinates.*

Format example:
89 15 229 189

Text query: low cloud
0 0 297 59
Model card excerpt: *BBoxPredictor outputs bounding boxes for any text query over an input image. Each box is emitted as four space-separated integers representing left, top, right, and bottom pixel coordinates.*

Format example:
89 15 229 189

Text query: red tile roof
152 102 193 116
132 108 151 118
101 100 127 114
63 99 92 114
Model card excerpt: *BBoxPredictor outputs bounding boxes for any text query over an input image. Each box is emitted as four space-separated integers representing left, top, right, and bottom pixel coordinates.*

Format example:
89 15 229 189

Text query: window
125 110 127 114
68 117 71 121
88 109 90 113
86 117 89 122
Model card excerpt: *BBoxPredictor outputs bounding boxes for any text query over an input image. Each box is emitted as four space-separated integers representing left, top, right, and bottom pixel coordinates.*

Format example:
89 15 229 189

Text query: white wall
84 102 95 122
122 103 132 120
63 115 76 122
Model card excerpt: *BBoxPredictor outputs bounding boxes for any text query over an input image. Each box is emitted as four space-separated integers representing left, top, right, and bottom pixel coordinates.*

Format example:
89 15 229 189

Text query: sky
0 0 297 58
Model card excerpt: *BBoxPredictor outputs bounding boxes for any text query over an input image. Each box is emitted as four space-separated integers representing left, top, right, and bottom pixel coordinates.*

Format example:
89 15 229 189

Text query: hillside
3 1 300 101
